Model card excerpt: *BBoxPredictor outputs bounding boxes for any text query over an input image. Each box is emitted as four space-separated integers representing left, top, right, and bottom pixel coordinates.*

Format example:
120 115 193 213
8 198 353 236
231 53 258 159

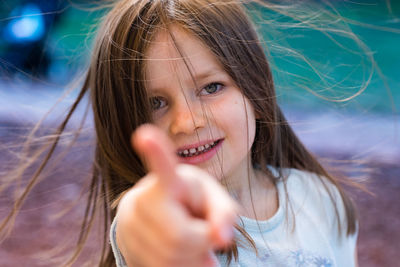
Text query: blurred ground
355 161 400 266
0 121 399 267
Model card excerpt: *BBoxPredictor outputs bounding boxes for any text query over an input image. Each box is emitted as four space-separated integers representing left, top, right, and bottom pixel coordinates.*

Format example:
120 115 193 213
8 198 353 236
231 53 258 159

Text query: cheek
210 93 256 150
237 99 257 150
151 114 171 139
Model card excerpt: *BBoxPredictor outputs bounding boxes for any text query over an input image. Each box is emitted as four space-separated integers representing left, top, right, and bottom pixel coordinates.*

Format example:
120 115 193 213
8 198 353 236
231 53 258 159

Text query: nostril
170 104 206 135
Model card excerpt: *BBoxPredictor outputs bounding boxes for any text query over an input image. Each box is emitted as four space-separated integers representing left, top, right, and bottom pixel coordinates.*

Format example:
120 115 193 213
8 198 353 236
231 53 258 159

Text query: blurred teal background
258 1 400 114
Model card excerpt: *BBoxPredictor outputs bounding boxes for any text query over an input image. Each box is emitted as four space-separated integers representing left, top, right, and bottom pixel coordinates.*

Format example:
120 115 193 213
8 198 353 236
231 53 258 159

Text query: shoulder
279 168 358 244
282 168 342 210
276 168 349 234
250 167 358 266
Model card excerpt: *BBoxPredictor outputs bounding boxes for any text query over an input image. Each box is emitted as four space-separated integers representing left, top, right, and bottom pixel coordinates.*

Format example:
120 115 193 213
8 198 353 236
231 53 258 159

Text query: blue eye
200 82 223 95
149 96 167 110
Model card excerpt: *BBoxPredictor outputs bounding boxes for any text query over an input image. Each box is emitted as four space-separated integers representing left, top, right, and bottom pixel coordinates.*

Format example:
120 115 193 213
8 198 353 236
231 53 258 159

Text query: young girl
2 0 359 266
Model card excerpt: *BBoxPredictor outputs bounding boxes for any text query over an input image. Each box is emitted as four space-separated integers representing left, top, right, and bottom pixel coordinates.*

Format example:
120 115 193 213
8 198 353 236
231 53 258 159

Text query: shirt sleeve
110 217 128 267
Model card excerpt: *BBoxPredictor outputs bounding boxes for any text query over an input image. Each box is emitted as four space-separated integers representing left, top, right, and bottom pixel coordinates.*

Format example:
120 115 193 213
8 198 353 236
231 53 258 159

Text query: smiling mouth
177 139 222 158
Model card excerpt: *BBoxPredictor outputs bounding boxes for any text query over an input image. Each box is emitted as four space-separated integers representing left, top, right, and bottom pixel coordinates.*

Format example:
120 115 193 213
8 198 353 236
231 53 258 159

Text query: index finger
132 124 180 193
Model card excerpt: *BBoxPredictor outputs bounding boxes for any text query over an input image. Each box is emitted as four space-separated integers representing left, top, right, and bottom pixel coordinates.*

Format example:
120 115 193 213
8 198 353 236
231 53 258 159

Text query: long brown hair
1 0 358 266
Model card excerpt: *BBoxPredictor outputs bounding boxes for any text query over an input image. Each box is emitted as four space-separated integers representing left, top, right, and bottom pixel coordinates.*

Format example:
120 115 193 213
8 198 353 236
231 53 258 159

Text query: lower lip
178 139 224 165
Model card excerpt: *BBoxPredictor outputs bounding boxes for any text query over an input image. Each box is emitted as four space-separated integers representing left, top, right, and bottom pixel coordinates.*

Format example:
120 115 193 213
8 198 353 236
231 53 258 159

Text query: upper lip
176 138 223 152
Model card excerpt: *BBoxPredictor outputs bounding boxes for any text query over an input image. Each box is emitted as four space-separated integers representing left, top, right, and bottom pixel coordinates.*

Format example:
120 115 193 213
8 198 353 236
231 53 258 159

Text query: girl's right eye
149 96 167 110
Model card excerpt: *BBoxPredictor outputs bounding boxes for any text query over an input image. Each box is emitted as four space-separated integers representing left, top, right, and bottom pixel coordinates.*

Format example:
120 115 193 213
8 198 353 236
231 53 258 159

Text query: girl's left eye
200 82 224 95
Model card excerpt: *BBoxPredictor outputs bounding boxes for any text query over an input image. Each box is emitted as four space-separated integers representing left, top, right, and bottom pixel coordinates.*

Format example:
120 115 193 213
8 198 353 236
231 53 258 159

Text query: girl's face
144 26 256 181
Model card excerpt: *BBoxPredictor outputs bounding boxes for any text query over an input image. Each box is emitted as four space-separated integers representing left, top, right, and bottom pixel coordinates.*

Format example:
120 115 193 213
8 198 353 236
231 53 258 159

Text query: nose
169 98 206 136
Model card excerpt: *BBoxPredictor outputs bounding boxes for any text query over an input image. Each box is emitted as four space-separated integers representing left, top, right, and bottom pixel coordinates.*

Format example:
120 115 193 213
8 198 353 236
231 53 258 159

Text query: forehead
144 26 223 89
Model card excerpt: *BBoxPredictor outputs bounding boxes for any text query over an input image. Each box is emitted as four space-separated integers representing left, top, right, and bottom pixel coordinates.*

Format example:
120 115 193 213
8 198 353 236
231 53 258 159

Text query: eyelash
149 82 225 111
149 96 167 111
199 82 224 96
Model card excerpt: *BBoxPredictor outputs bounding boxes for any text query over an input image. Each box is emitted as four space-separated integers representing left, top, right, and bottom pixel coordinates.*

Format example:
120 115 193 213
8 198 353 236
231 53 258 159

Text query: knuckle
133 193 147 211
133 180 157 212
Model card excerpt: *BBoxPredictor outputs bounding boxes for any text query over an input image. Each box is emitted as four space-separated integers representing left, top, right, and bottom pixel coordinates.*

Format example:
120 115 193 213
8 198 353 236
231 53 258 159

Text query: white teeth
178 140 219 157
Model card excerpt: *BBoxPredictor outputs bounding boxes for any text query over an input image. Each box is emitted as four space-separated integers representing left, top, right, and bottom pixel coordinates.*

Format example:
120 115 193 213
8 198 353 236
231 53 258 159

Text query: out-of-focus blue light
4 4 45 44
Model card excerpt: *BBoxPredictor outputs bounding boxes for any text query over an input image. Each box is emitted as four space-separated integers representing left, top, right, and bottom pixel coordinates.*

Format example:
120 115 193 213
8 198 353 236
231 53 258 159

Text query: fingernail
220 225 234 244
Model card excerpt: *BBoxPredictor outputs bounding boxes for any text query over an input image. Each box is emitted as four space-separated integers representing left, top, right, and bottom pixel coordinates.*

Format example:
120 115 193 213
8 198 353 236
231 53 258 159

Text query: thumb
132 124 183 198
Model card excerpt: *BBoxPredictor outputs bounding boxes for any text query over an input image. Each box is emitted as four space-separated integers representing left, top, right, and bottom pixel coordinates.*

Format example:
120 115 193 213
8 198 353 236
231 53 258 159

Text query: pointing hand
116 124 237 267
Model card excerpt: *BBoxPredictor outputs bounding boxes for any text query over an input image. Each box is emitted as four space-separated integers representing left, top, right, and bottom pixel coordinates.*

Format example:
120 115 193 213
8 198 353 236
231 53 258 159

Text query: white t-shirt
110 168 358 267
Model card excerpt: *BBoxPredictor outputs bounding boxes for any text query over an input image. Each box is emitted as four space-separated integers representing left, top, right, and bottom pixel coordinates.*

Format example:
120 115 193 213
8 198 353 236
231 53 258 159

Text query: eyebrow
191 68 225 81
